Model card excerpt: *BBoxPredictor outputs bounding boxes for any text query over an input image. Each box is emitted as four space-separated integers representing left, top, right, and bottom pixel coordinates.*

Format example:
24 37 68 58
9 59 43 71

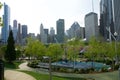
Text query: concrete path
18 62 120 80
5 70 36 80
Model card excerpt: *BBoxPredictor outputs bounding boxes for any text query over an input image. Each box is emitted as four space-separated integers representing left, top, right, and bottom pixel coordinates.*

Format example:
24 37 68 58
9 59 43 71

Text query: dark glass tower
56 19 65 43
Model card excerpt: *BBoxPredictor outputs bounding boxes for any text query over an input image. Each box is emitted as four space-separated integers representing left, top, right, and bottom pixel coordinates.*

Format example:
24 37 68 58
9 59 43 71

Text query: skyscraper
99 0 114 41
112 0 120 40
40 24 47 43
17 23 22 44
50 27 55 36
85 12 99 41
22 25 28 39
67 22 81 39
1 3 10 43
13 20 18 42
49 27 55 43
56 19 65 43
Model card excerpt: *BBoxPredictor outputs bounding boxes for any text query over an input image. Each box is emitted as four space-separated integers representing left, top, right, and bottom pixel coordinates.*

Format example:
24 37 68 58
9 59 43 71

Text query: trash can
0 59 4 80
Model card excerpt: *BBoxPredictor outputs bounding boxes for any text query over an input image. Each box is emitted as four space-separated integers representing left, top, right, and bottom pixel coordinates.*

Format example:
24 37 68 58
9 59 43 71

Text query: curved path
5 70 36 80
19 62 119 80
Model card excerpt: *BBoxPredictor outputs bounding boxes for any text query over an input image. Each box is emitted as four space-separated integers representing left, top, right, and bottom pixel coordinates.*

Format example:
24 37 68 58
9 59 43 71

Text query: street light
114 32 118 65
119 67 120 80
106 27 118 64
43 56 52 80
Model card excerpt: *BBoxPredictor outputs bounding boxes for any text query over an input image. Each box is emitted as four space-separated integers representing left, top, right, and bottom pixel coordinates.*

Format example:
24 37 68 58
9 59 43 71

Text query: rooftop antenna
92 0 94 12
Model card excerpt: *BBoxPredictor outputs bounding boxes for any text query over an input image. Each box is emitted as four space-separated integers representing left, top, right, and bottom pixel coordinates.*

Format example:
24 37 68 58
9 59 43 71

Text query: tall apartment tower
40 24 47 43
17 23 22 44
49 27 55 43
112 0 120 40
13 20 18 42
99 0 114 41
22 25 28 39
50 27 55 36
56 19 65 43
1 3 10 43
85 12 99 41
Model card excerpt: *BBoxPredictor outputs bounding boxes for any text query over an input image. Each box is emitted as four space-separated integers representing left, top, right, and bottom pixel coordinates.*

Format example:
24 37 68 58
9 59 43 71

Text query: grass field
20 70 86 80
4 61 22 69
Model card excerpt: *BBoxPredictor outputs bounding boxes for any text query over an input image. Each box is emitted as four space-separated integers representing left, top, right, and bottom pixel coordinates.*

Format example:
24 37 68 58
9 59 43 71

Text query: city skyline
0 0 100 35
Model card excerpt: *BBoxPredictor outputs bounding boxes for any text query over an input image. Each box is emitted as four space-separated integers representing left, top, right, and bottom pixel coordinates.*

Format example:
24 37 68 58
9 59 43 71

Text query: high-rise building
1 3 10 43
99 0 114 41
85 12 99 41
56 19 65 43
112 0 120 40
49 27 55 43
22 25 28 39
28 33 36 39
67 22 81 39
40 24 47 43
13 20 18 42
50 27 55 36
17 23 22 44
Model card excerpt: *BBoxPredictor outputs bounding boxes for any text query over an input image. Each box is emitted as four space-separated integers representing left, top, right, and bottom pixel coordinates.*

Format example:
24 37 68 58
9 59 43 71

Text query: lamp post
43 56 52 80
114 32 118 65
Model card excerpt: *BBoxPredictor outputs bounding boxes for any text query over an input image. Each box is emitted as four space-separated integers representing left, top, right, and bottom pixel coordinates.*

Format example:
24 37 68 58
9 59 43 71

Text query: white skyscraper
85 12 99 41
40 24 47 43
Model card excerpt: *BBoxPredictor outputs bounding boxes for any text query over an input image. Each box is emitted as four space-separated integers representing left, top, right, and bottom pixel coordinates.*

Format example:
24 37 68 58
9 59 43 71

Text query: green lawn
4 61 22 69
20 70 86 80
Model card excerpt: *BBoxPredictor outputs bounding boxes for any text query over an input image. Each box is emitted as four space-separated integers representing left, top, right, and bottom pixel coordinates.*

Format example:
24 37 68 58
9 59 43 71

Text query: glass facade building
1 3 10 43
56 19 65 43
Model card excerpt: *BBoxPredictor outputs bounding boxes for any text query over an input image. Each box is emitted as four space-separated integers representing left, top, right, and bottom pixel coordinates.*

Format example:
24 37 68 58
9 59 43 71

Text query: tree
4 30 16 63
47 43 63 61
25 37 46 60
0 2 3 26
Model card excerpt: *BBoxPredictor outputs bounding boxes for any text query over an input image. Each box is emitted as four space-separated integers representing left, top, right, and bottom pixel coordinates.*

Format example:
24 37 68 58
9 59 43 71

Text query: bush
101 67 108 72
79 69 86 74
87 68 94 73
59 68 68 72
114 64 119 70
105 60 112 65
27 60 39 68
74 69 79 73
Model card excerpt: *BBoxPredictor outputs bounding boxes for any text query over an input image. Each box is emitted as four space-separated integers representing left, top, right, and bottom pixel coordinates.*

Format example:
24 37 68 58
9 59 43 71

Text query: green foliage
47 43 63 61
0 2 3 27
25 37 46 59
5 30 16 63
0 46 7 58
27 60 39 68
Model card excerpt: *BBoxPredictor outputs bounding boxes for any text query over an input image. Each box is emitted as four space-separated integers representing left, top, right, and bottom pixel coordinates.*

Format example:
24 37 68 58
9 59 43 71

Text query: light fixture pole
43 56 52 80
114 32 118 65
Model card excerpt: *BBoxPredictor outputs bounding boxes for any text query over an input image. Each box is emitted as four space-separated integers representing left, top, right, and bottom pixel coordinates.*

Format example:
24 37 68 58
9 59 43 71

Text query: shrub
101 67 108 72
59 68 68 72
27 60 39 68
79 69 86 74
114 64 119 70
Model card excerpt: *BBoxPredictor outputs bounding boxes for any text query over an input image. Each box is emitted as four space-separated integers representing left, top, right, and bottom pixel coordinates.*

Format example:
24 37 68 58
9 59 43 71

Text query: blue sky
0 0 100 34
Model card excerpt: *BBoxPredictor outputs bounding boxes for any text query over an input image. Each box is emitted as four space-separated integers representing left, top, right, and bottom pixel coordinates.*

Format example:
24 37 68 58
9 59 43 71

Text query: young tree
47 43 63 61
0 2 3 26
4 30 16 63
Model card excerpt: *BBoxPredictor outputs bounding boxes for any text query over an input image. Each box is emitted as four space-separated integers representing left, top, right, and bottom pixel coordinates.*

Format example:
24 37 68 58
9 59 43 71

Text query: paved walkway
19 62 119 80
5 70 36 80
